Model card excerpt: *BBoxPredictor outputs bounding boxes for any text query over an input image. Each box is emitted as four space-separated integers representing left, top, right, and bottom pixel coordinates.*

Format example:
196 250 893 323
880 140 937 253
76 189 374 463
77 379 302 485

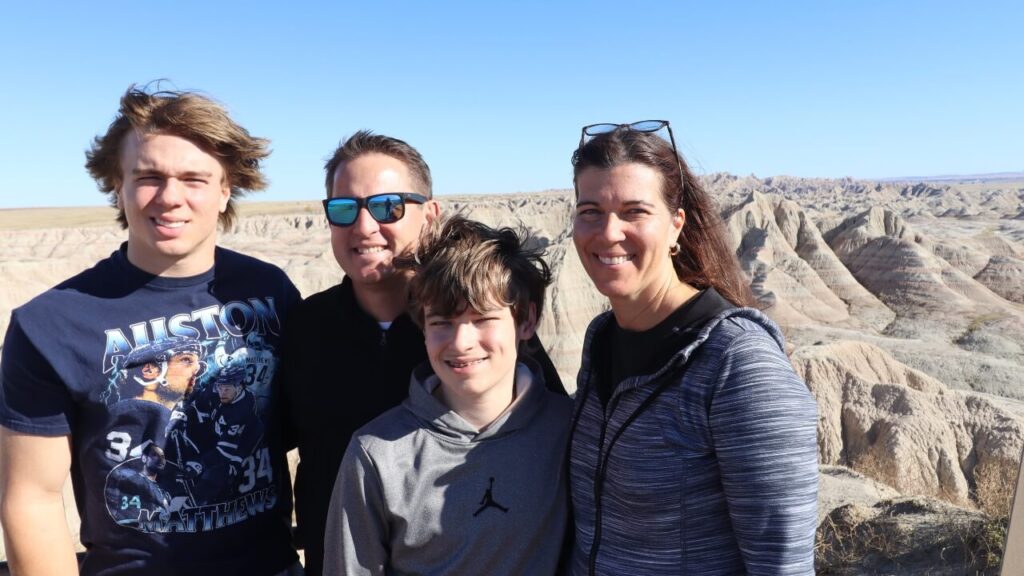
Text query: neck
611 277 699 331
126 237 216 278
435 369 518 431
351 276 411 322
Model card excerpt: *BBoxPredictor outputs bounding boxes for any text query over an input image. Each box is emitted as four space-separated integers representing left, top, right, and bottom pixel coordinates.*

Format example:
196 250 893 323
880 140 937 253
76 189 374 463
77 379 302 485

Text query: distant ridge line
876 171 1024 184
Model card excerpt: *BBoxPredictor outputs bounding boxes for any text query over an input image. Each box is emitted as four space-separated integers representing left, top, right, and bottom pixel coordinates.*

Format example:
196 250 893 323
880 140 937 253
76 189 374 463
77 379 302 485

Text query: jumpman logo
473 477 508 517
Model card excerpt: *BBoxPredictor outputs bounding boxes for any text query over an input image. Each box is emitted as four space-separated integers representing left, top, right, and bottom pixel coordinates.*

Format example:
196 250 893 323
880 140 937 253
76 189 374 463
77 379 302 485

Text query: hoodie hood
405 357 549 442
580 305 788 400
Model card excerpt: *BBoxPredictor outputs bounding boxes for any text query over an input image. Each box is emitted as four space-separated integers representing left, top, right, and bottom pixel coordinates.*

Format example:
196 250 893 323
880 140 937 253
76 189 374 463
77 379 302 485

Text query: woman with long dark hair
567 121 818 575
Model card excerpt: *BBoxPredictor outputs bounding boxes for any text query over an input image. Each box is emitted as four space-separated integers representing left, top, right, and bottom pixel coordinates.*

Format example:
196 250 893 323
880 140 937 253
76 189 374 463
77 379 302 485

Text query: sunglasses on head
322 193 429 227
572 119 686 193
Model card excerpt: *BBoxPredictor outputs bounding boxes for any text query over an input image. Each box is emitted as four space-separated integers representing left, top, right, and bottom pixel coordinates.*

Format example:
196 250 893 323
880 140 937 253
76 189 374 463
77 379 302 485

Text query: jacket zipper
584 373 684 576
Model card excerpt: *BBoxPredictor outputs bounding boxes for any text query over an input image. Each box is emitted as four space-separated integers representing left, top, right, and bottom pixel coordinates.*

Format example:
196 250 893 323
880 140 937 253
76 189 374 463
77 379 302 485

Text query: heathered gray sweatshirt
323 360 573 576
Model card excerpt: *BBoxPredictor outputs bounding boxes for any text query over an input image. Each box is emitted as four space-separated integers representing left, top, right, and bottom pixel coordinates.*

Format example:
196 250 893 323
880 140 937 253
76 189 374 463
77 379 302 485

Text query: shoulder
697 309 788 361
215 247 292 281
537 389 574 427
213 248 300 311
286 283 347 330
349 405 420 457
9 253 123 343
580 311 614 355
18 253 120 312
293 283 346 313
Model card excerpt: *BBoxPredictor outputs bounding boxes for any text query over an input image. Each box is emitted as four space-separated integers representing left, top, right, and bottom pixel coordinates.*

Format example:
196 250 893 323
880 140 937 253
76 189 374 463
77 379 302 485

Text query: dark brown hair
85 84 270 230
323 130 433 199
573 129 754 307
400 215 551 329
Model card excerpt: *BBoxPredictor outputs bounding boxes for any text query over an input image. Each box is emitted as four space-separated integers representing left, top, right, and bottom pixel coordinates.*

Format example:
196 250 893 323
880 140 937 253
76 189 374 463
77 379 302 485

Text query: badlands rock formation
1 176 1023 571
794 341 1023 512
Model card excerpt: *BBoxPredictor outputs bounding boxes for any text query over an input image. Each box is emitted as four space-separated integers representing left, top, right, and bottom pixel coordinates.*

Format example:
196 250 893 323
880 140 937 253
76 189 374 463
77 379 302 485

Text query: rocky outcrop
724 192 894 331
793 341 1024 511
974 255 1024 304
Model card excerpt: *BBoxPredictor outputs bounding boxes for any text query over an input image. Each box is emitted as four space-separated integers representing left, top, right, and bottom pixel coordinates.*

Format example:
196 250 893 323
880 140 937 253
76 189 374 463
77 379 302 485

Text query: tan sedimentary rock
723 192 894 331
793 340 1024 509
974 255 1024 304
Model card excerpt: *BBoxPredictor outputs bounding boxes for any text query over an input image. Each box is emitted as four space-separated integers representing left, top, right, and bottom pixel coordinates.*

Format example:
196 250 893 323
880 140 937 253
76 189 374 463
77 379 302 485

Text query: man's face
164 351 200 397
143 451 166 475
118 132 230 277
329 153 438 289
217 382 241 404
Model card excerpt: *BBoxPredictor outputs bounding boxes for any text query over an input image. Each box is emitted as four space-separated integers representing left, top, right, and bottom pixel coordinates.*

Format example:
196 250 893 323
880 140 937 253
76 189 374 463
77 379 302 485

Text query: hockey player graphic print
109 337 207 409
98 294 286 535
106 444 173 528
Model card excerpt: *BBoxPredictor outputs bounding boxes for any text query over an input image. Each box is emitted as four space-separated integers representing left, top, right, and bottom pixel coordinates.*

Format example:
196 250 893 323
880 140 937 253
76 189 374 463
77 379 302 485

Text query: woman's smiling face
573 162 684 307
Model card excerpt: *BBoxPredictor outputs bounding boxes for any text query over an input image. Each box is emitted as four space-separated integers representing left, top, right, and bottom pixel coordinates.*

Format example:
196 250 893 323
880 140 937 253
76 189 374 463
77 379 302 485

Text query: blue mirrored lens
326 200 359 225
367 195 404 223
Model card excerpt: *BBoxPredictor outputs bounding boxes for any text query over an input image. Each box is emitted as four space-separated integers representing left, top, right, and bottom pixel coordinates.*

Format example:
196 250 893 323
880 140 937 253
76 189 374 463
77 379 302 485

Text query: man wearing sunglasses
0 86 302 575
282 131 566 576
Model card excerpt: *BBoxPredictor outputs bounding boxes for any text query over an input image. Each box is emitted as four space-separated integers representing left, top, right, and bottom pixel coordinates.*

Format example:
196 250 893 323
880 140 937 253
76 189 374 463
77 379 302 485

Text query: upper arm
708 329 818 575
324 439 389 576
0 426 72 505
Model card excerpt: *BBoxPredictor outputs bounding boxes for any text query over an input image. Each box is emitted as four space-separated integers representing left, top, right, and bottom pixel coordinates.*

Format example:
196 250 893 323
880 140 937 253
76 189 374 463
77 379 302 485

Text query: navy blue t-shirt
0 245 301 576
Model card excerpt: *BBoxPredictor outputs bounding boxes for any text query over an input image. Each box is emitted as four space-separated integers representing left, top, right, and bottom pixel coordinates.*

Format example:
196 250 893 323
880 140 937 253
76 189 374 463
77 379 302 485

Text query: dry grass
815 501 1007 575
973 459 1018 518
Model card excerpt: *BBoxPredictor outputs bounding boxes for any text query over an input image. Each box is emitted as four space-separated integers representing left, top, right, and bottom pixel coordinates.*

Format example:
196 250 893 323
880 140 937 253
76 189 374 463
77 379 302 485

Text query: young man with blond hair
0 86 301 575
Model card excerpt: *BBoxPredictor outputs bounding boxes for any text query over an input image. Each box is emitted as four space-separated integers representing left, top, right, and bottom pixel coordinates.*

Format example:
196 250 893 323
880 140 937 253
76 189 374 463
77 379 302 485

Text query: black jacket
282 277 565 576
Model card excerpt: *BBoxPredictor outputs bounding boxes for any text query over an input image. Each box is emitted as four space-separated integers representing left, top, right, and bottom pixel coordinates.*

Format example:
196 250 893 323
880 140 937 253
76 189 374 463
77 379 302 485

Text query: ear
516 303 538 341
115 188 124 211
672 208 685 233
424 199 441 223
218 180 231 214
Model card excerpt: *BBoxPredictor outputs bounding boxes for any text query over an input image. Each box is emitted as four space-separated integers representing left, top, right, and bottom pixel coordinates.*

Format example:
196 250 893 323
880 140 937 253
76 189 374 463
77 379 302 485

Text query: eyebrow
575 199 657 208
130 168 216 178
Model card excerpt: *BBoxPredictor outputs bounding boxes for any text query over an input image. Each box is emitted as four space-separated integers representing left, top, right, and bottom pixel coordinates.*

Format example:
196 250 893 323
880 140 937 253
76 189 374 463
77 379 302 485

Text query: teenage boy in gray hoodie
323 216 573 575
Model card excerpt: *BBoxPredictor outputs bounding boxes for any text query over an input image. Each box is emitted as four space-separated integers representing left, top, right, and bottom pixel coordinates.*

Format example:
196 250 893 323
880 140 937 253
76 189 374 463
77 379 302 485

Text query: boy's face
424 303 535 406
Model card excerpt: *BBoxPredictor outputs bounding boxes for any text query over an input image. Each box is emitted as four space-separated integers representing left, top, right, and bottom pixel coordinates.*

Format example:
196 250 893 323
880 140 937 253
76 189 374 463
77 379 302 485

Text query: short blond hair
85 84 270 230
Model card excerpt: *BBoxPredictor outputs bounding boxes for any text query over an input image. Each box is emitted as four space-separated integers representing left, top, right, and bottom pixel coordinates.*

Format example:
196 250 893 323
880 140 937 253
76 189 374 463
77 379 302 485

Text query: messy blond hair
85 84 270 230
401 215 551 328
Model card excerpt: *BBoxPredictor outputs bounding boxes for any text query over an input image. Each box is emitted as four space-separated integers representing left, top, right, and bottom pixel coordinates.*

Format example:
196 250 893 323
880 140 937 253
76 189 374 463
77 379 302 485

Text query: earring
669 243 681 256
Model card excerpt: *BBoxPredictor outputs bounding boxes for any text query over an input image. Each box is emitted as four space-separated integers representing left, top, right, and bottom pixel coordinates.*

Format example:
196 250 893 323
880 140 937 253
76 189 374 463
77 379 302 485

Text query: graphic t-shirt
0 245 301 576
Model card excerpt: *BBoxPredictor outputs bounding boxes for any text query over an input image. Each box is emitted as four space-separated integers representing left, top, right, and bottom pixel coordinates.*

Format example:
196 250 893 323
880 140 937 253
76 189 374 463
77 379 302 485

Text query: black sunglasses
322 193 429 227
572 120 686 191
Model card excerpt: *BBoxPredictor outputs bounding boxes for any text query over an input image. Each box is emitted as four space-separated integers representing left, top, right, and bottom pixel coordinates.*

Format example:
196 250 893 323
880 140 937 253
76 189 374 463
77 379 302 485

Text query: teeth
599 255 632 265
357 247 385 254
155 219 185 228
448 358 486 368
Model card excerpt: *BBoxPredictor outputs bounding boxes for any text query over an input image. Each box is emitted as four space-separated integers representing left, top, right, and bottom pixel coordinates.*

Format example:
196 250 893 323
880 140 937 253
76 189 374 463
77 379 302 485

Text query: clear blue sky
1 1 1021 208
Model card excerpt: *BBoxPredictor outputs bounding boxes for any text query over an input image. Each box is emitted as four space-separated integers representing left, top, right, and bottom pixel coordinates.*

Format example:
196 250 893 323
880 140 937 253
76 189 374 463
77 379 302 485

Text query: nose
451 322 478 352
598 213 627 242
154 178 186 207
351 205 381 235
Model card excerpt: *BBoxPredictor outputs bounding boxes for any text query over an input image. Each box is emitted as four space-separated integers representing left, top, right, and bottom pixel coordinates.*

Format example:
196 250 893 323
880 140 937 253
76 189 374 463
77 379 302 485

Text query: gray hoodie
324 359 573 575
